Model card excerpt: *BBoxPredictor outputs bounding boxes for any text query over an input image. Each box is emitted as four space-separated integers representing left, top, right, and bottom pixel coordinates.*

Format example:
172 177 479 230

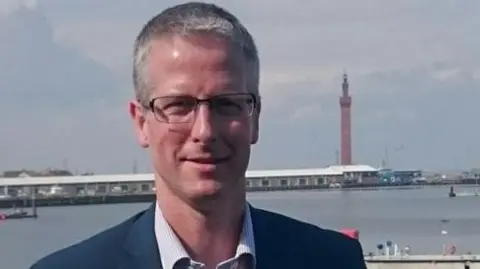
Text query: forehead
146 34 247 95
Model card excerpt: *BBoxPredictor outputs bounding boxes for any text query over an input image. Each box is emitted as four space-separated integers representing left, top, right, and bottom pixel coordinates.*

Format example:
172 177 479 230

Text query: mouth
184 156 231 165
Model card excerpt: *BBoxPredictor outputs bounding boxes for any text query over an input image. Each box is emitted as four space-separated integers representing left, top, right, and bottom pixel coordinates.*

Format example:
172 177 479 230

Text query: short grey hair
132 2 260 104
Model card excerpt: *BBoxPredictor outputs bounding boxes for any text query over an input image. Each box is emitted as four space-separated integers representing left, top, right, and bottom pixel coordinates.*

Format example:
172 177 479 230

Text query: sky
0 0 479 174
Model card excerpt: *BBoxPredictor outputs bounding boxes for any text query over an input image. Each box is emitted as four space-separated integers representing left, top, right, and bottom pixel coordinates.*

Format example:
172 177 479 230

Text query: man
31 2 366 269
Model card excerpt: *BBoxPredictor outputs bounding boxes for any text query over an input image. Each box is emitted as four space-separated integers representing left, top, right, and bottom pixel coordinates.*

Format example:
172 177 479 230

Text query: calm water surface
2 185 480 269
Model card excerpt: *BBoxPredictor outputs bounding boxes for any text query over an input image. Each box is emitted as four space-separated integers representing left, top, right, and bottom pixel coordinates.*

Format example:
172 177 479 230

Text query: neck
156 178 246 268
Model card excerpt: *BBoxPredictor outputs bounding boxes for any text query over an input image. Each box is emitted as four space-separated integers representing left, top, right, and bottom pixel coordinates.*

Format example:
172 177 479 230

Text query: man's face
130 34 259 204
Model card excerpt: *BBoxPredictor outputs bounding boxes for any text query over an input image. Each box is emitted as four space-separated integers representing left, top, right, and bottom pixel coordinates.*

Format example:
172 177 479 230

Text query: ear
129 100 149 148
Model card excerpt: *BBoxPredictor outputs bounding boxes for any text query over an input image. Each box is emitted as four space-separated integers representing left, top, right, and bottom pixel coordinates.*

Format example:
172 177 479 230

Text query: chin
191 180 223 196
180 164 236 199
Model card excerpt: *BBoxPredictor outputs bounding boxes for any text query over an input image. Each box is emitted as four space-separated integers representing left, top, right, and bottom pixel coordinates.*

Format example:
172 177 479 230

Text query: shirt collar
154 201 256 269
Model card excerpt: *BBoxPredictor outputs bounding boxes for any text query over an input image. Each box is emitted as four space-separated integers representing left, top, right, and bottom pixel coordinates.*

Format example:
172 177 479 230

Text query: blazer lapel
250 206 280 269
118 202 162 269
250 206 300 269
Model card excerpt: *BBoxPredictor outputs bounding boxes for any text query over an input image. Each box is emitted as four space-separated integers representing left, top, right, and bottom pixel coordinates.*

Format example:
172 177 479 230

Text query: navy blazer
30 203 367 269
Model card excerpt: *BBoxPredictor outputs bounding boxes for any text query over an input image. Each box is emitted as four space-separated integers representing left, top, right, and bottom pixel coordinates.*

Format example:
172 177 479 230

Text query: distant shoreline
0 182 477 209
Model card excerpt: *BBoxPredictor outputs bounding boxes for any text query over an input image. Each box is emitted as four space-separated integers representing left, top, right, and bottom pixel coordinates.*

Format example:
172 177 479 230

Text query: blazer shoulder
255 208 366 268
30 210 146 269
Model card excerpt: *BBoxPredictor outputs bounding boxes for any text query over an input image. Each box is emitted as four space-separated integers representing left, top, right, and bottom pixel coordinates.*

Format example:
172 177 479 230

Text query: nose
190 104 218 143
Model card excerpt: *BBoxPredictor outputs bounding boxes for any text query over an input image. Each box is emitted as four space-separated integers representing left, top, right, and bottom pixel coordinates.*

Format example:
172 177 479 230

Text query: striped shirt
154 202 256 269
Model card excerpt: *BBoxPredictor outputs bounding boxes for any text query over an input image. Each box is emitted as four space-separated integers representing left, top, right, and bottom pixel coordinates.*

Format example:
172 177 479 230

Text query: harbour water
1 185 480 269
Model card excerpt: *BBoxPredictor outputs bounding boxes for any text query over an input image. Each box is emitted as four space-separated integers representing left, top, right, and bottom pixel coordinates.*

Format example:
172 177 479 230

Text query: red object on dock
340 228 359 240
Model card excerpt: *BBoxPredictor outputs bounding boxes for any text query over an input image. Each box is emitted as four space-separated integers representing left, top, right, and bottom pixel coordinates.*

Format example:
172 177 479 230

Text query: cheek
148 125 188 162
228 120 252 144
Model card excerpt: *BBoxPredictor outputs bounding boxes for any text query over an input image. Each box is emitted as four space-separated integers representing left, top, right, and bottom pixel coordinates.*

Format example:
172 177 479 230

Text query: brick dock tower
339 72 352 165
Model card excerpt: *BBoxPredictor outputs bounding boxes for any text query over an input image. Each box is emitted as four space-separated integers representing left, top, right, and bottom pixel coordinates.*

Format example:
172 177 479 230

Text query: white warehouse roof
0 164 378 187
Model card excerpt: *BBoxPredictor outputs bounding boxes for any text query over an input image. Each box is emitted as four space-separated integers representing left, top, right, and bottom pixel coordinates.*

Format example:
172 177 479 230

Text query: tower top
342 72 349 96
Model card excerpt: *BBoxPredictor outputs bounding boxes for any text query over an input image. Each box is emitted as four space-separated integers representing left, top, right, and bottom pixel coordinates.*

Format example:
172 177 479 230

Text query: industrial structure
340 72 353 165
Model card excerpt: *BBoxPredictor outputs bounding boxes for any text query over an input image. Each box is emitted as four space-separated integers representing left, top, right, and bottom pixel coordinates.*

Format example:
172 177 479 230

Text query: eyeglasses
147 93 257 123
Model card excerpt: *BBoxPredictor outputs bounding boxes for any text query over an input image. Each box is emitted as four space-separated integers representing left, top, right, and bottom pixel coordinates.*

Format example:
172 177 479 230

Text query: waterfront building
0 165 378 198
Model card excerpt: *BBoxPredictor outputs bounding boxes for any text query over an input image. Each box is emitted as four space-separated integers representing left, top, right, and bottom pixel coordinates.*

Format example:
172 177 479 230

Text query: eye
164 99 195 109
212 95 253 116
155 97 197 116
215 97 242 108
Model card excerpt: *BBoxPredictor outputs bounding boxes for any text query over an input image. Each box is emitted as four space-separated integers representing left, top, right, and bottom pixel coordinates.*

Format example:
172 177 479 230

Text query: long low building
0 164 379 198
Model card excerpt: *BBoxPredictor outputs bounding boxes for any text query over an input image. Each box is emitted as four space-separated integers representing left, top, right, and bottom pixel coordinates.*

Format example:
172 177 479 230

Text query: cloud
0 0 36 15
1 0 479 173
0 4 140 173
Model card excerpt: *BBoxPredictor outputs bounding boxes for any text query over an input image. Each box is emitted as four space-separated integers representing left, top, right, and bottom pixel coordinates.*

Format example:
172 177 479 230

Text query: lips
185 156 230 164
